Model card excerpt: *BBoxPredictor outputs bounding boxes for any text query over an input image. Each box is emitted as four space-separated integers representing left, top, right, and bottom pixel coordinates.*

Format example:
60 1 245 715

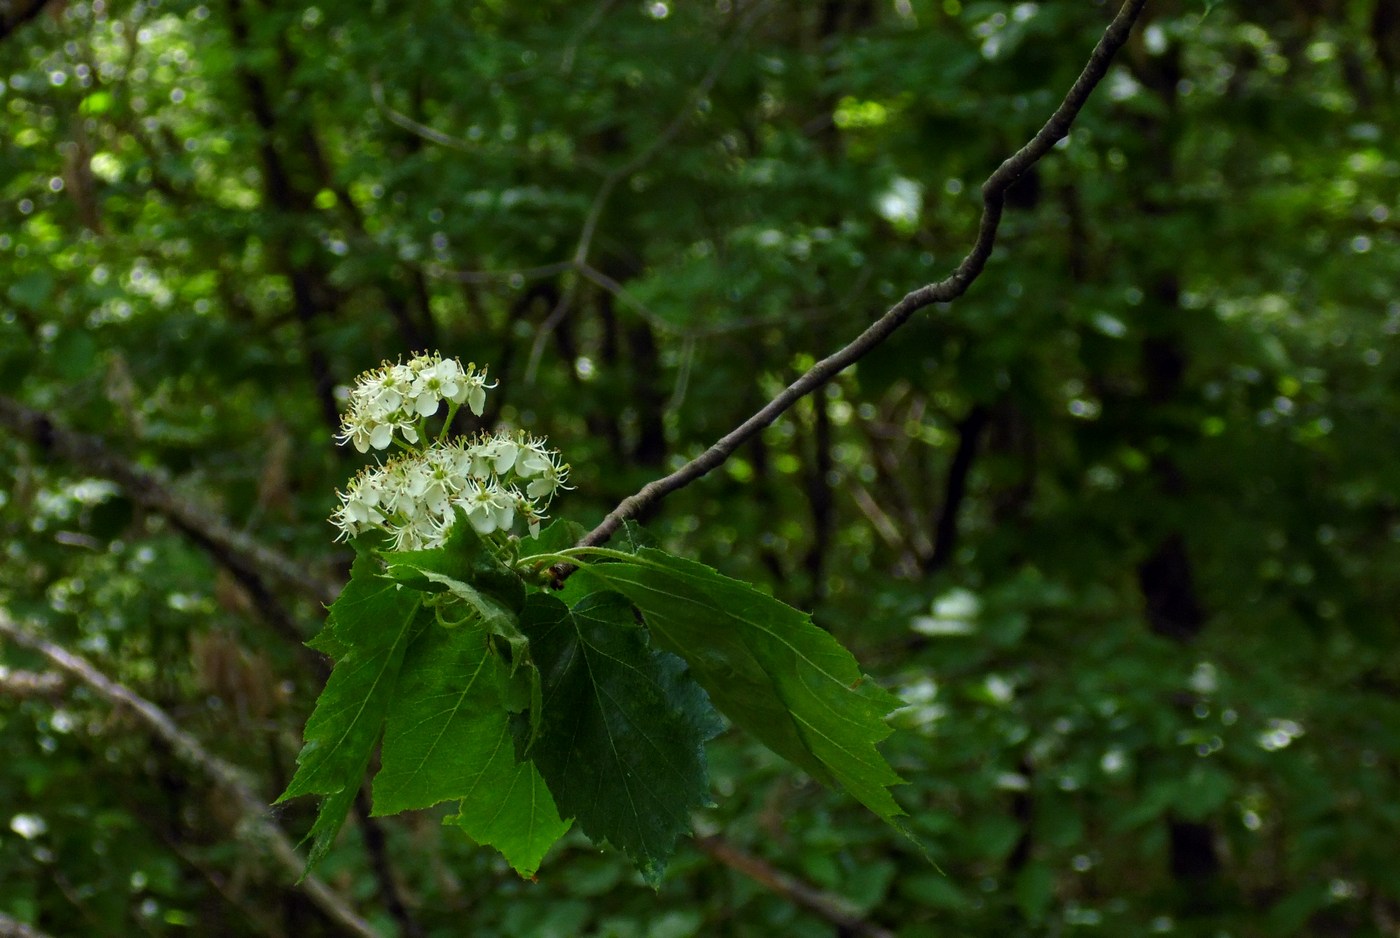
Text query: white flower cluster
329 354 569 550
335 352 493 454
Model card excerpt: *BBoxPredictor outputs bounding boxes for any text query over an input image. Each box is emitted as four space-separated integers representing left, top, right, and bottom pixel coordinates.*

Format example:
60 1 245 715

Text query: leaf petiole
433 601 479 629
515 550 587 570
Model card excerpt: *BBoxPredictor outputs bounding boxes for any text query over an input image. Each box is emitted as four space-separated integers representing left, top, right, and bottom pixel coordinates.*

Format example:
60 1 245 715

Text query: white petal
492 442 519 474
467 504 497 534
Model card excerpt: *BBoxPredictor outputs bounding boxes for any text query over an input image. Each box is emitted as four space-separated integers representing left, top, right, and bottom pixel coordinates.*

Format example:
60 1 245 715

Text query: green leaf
614 520 657 554
276 549 424 865
386 563 519 640
387 512 525 614
520 591 721 886
303 782 360 872
444 727 571 879
578 549 905 822
388 563 544 747
370 597 568 876
373 621 495 813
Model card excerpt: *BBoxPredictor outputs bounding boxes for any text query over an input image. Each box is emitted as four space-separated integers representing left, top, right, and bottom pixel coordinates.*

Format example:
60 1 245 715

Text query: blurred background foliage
1 0 1398 935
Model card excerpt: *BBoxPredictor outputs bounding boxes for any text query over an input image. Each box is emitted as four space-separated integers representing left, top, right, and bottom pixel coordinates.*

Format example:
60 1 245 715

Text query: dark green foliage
520 591 721 885
579 550 905 823
3 0 1399 934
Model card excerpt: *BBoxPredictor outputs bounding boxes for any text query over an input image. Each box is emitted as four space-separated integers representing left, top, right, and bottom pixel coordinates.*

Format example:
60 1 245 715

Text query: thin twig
559 0 622 74
573 1 769 268
0 610 382 938
436 259 575 285
523 283 578 384
695 836 895 938
371 80 476 152
576 0 1150 550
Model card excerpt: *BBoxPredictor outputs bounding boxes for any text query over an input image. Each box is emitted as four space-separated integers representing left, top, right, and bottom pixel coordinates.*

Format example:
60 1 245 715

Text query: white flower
331 470 388 540
328 355 565 547
455 481 511 535
526 473 562 500
466 432 514 477
407 353 467 417
337 354 477 453
456 367 495 416
514 436 555 477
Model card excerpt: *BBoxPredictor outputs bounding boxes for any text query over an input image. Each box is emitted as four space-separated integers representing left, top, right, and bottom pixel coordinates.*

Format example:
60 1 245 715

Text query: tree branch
0 394 340 609
694 836 894 938
433 3 771 380
0 609 382 938
576 0 1150 550
928 402 991 573
0 666 65 699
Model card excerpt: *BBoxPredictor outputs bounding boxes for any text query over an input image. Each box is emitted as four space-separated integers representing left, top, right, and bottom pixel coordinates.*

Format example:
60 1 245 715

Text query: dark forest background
2 1 1399 935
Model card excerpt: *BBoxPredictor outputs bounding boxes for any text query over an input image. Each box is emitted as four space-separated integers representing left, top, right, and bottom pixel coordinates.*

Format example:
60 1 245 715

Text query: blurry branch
928 403 991 573
370 80 477 153
520 0 766 381
694 836 894 938
571 1 768 270
146 828 286 936
354 788 425 938
0 913 55 938
559 0 621 73
0 610 382 938
0 394 339 611
576 0 1150 550
853 406 935 571
443 260 575 285
0 666 65 699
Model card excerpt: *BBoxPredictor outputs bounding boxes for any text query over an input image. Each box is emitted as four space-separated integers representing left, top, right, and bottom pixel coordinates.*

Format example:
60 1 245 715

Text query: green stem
516 550 589 570
434 601 477 629
556 546 639 563
438 401 461 442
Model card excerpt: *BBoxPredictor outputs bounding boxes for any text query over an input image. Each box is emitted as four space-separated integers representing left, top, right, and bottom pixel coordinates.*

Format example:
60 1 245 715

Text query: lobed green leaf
579 549 906 823
444 728 571 879
276 549 424 865
375 620 570 876
520 591 721 886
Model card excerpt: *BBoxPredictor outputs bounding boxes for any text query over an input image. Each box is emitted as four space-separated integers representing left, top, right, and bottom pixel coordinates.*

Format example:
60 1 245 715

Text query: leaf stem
516 550 587 570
